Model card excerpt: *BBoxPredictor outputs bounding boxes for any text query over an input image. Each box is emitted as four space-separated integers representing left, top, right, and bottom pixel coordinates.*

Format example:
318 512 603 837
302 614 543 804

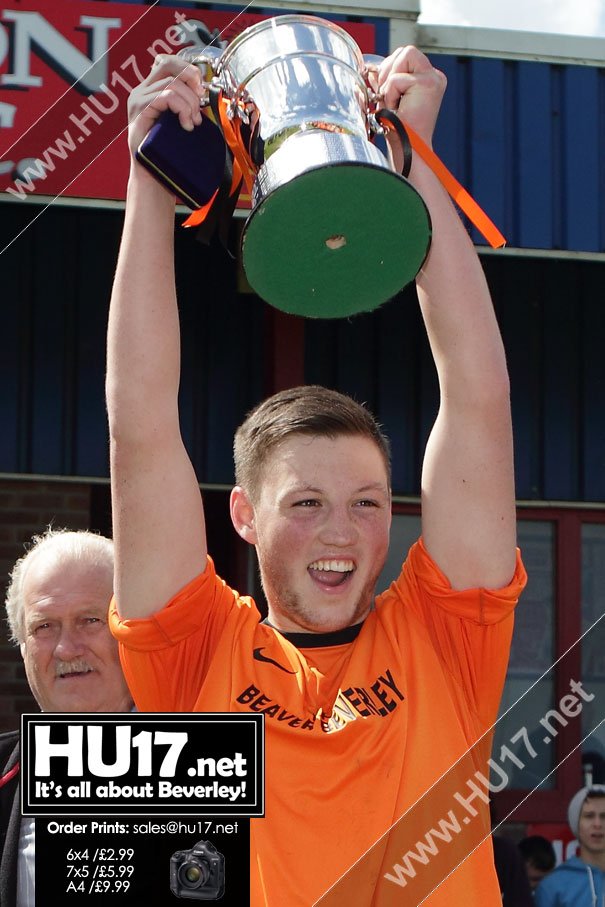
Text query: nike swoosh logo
253 647 297 674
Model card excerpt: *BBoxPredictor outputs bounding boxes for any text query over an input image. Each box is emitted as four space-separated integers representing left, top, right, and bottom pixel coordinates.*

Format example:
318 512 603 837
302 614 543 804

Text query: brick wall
0 478 93 734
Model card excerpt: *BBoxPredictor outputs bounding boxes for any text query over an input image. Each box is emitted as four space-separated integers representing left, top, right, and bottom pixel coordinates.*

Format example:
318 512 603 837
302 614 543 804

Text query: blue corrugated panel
0 205 265 483
562 66 601 251
517 61 554 249
542 266 580 500
431 55 470 185
432 54 605 252
74 214 122 477
175 226 266 485
490 261 543 499
30 213 77 475
582 285 605 502
0 205 32 473
0 207 120 478
376 296 426 495
468 57 511 246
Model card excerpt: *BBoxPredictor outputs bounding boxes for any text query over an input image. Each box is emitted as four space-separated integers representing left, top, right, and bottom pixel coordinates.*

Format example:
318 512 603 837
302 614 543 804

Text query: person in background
519 835 557 892
0 528 132 907
535 785 605 906
492 832 534 905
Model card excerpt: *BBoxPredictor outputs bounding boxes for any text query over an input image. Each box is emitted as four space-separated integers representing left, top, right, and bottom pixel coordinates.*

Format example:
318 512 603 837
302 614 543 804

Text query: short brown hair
234 385 391 499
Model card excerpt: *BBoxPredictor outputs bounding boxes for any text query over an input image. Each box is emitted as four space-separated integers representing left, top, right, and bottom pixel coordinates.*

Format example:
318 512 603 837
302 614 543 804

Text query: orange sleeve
402 537 527 624
383 538 527 729
108 557 256 712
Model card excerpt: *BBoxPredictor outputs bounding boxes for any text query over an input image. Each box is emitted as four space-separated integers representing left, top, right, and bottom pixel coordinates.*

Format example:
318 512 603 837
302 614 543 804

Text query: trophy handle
176 45 224 105
361 54 412 179
362 53 384 104
371 109 413 179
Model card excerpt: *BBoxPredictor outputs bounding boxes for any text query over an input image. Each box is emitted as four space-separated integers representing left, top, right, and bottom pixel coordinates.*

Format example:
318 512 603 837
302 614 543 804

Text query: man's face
577 796 605 862
248 434 391 633
20 552 132 712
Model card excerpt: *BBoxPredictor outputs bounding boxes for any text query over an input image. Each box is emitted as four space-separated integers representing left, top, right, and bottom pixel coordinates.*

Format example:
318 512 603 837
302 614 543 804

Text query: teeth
308 560 354 573
56 661 93 677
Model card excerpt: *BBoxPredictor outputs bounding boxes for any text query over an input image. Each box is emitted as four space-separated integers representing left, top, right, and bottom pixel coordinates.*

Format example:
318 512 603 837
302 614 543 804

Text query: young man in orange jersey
107 46 526 906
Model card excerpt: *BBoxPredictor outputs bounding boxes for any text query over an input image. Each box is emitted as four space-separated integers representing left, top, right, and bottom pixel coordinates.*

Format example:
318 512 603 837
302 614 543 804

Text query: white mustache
55 660 94 677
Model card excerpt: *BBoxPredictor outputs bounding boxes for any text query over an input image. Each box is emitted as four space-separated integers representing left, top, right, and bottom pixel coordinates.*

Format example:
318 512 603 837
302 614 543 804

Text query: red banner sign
0 1 375 202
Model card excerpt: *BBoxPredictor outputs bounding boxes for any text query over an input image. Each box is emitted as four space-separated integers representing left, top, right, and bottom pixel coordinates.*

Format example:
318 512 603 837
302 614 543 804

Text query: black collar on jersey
260 619 364 648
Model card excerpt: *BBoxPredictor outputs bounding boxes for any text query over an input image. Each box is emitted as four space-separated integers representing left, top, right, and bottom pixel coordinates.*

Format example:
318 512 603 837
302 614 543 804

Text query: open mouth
308 559 355 588
56 665 94 679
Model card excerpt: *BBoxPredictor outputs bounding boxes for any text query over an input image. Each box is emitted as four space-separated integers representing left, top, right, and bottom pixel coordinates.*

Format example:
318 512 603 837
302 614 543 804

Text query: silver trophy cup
202 15 432 317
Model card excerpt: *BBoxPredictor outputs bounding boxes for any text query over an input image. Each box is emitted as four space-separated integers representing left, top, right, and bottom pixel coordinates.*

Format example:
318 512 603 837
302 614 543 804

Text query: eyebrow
26 607 105 624
286 483 389 495
26 613 50 625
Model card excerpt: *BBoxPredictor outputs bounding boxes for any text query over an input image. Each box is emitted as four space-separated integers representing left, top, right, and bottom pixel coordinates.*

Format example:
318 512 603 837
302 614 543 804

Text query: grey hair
5 528 114 645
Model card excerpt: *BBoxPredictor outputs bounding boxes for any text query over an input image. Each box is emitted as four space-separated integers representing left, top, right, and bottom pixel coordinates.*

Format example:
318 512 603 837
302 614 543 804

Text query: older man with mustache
0 529 132 907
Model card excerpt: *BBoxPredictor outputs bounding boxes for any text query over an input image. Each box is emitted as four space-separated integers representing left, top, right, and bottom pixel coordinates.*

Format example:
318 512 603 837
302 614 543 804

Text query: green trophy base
242 153 431 319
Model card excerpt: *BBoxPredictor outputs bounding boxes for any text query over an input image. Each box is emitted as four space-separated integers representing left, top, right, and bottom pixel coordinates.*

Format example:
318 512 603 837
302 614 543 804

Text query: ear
20 641 26 659
230 486 257 545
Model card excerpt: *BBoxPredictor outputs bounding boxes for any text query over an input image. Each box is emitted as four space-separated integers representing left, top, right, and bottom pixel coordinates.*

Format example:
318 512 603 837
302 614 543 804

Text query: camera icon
170 840 225 900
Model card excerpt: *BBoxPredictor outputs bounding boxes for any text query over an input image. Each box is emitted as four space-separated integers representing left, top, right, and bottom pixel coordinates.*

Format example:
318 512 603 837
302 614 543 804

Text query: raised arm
380 48 517 590
106 58 208 618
